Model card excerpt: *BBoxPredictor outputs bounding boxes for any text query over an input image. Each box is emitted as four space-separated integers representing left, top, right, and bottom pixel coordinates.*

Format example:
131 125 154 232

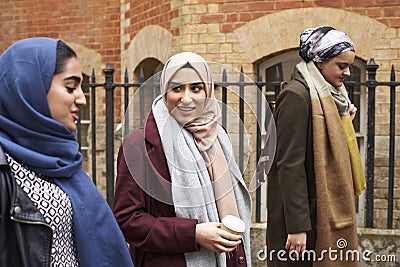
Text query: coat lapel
143 112 173 203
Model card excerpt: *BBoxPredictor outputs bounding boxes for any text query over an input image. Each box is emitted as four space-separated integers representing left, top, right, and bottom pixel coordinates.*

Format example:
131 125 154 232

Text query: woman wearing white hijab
113 52 251 267
267 26 365 267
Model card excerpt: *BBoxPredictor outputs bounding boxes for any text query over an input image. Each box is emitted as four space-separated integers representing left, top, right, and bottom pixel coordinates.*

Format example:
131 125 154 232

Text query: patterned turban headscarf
299 26 355 63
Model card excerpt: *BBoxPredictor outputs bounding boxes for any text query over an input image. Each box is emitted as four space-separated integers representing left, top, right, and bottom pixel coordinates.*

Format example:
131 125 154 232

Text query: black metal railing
79 58 399 229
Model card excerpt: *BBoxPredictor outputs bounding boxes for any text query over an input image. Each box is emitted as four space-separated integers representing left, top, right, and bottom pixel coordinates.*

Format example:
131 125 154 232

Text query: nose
180 85 193 104
75 86 87 106
343 66 351 77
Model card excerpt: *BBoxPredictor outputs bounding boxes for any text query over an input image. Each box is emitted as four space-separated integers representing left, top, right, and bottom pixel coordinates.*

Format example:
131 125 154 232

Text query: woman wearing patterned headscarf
0 38 133 267
113 52 251 267
267 26 365 267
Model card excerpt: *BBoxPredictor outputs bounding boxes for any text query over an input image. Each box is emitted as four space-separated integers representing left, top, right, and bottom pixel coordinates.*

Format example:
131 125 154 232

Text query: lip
72 111 80 121
176 105 196 115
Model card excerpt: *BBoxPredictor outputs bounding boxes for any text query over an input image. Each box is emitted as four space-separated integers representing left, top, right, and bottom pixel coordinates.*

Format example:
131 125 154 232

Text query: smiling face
319 50 355 88
47 57 86 131
165 67 207 124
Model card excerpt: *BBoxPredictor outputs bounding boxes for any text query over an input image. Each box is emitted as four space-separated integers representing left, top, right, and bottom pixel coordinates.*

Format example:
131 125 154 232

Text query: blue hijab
0 38 133 267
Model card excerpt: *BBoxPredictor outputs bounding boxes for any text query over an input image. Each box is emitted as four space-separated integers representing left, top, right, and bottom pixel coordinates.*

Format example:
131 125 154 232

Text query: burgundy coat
113 113 247 267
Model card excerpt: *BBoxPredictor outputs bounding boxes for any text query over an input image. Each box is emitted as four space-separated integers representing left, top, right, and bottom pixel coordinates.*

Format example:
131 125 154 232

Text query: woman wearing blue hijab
0 38 134 267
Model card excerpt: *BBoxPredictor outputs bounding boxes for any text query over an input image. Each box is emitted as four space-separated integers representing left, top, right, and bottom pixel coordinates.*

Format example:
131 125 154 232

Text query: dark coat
113 112 247 267
266 73 317 266
0 145 53 267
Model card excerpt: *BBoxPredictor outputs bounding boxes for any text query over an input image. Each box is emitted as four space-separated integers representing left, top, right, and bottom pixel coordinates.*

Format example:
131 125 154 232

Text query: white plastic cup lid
221 215 245 233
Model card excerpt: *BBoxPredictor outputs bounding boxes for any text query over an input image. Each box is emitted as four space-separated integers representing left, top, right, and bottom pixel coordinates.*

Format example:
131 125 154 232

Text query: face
319 50 355 88
47 57 86 131
165 67 207 124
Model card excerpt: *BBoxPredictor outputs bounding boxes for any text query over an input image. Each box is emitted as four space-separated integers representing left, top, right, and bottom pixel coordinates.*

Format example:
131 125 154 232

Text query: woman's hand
349 103 357 121
285 232 307 255
195 222 242 253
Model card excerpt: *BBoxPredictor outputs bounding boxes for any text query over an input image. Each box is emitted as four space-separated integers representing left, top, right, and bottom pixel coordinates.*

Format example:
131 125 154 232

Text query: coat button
238 256 245 264
14 206 22 214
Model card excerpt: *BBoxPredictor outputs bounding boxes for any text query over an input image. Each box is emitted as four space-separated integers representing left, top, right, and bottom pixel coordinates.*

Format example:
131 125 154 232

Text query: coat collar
141 111 173 203
143 111 171 181
144 112 162 147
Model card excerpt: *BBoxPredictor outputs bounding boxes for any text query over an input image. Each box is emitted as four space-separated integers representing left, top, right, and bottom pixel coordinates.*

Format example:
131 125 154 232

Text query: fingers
285 241 306 255
218 228 242 242
215 228 242 253
349 103 357 120
206 236 241 254
195 222 242 253
285 233 307 255
216 239 241 253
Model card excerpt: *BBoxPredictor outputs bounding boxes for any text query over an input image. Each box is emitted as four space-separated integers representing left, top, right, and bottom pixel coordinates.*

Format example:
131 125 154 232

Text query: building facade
1 0 400 264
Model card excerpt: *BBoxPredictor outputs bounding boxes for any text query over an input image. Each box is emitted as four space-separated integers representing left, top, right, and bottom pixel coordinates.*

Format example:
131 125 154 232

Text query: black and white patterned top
6 153 79 267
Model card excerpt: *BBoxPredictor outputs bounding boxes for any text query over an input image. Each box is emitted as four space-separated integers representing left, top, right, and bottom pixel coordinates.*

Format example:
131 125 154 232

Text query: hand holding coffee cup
221 215 245 236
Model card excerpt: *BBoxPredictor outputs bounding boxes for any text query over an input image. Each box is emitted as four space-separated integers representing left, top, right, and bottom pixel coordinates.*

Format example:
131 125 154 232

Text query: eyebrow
64 75 82 84
168 81 204 86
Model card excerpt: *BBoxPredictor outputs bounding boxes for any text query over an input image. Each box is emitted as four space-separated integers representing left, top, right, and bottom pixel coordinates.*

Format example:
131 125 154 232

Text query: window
128 58 163 130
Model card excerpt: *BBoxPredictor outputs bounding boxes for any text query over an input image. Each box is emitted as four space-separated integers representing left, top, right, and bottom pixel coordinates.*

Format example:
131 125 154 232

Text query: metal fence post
123 67 130 138
221 69 227 129
103 63 115 206
255 68 263 223
387 65 396 228
91 69 97 186
365 58 379 228
139 67 145 128
239 67 244 174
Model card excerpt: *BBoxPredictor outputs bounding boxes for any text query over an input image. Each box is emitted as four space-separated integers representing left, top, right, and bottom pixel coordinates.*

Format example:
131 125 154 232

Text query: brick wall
121 0 178 51
0 0 122 121
197 0 400 31
0 0 123 197
0 1 121 69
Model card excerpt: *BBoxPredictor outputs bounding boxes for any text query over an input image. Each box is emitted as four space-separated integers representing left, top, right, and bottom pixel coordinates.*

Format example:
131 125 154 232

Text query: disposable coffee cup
221 215 245 236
